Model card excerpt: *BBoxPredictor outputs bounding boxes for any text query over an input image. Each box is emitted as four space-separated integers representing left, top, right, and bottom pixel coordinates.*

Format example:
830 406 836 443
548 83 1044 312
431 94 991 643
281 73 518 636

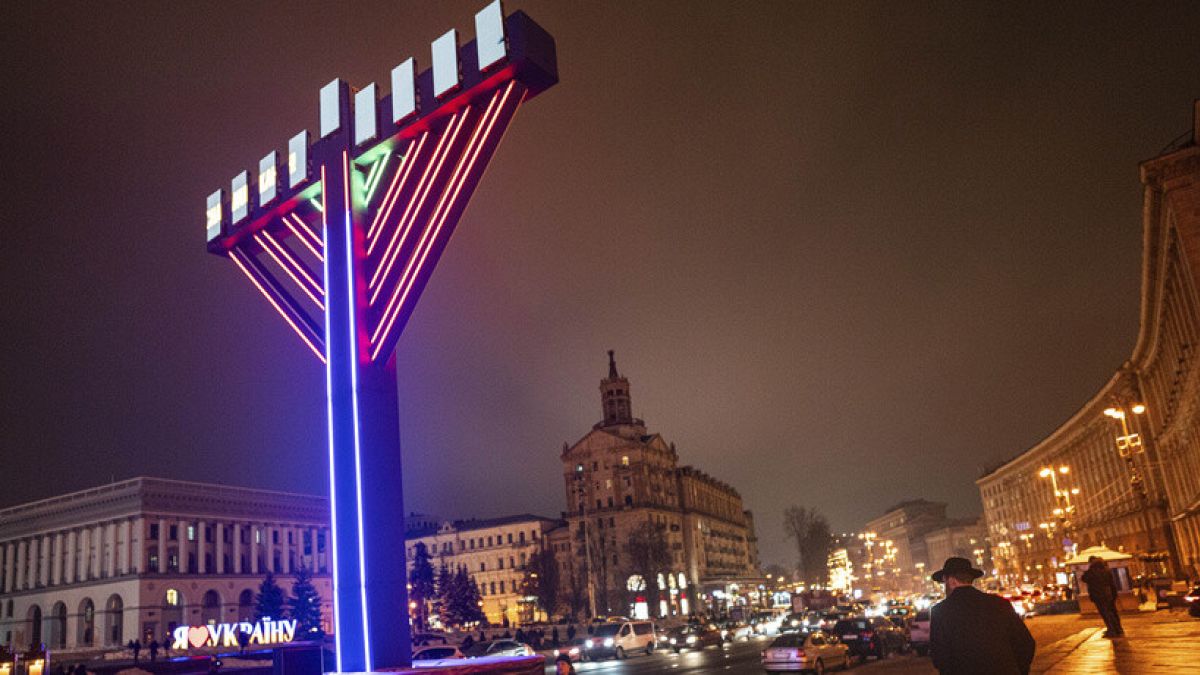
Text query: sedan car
411 645 463 662
833 617 907 661
761 631 850 674
908 609 931 656
664 623 724 652
718 620 753 641
552 638 588 663
461 639 534 658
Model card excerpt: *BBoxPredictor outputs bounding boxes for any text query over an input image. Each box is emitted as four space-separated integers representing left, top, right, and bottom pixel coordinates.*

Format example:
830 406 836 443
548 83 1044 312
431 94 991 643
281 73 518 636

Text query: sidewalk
1032 610 1200 674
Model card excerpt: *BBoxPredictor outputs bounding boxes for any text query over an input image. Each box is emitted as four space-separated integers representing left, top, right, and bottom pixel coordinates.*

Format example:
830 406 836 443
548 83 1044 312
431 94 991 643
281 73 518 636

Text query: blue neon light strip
320 164 346 674
343 151 374 672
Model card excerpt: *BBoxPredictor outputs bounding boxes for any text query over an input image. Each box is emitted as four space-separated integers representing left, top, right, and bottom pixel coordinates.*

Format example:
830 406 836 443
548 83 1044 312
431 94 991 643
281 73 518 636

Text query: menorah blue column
317 103 410 671
203 4 556 671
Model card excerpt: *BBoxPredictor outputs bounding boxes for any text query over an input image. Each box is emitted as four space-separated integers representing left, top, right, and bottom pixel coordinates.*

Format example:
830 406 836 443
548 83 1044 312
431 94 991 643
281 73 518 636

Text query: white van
584 620 657 659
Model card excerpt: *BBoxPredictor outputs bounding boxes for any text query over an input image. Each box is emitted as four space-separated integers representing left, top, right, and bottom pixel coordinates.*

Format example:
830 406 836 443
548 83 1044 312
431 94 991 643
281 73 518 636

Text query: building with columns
404 515 564 627
0 478 331 656
977 101 1200 583
559 352 761 620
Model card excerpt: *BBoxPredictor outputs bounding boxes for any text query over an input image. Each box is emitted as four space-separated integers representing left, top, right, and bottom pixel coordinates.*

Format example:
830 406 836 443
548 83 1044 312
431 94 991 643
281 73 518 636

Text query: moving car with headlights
750 610 786 636
462 640 533 658
584 620 656 659
552 638 588 663
664 623 723 653
833 617 907 661
718 619 753 641
761 631 850 673
908 609 931 656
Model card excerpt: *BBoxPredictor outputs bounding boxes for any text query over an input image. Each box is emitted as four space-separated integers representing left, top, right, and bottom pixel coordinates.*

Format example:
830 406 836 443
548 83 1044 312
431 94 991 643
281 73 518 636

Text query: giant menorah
203 3 556 669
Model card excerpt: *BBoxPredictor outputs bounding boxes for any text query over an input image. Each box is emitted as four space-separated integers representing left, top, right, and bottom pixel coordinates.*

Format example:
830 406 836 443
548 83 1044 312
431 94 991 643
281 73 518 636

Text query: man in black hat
929 557 1034 675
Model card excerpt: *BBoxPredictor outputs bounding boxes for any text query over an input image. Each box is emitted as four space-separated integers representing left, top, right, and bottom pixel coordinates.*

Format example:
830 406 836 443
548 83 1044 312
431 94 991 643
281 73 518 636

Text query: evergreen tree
455 567 485 624
287 565 324 638
409 543 436 630
255 572 286 620
435 563 456 626
522 546 560 620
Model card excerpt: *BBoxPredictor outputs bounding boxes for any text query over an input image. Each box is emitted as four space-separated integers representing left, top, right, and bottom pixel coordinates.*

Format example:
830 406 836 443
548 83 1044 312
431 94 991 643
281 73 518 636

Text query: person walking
929 557 1035 675
1081 556 1124 637
148 638 159 662
129 638 142 662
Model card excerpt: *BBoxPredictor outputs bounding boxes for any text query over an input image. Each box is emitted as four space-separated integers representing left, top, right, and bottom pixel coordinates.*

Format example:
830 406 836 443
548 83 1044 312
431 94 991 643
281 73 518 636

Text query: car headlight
791 620 799 626
585 639 594 649
669 638 677 645
553 649 560 657
686 635 697 644
604 638 614 647
569 647 579 655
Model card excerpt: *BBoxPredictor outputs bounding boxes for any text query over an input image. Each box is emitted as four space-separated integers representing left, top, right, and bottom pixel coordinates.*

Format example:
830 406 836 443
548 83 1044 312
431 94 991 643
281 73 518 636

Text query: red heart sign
188 626 210 649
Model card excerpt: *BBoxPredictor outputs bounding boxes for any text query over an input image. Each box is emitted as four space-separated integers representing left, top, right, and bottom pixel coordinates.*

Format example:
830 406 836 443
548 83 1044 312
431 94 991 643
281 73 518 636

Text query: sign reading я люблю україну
171 617 298 651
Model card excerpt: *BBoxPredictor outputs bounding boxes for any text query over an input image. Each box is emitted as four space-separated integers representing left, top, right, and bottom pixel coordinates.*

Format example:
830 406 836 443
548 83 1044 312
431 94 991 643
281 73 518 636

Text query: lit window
166 589 179 606
621 456 629 466
187 526 196 542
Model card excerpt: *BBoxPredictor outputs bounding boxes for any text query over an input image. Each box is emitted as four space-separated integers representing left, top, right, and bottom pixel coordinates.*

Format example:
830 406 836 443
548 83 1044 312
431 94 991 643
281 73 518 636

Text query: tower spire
599 350 633 427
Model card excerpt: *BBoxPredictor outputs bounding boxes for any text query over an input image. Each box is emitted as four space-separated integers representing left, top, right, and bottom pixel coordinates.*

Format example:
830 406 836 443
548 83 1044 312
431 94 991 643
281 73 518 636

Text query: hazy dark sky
3 1 1199 567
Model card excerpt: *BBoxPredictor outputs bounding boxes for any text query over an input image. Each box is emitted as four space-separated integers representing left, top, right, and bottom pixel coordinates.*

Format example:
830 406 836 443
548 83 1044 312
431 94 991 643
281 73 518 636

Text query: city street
542 612 1200 674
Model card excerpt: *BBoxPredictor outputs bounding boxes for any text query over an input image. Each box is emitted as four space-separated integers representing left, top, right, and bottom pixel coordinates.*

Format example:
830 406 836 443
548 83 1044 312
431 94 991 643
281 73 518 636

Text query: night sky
4 1 1199 568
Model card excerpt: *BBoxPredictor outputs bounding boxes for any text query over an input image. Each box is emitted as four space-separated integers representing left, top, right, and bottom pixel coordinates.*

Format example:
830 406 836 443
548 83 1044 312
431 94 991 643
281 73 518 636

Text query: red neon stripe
366 138 422 247
371 85 516 356
230 248 326 363
259 229 323 295
367 110 473 300
367 114 467 297
285 213 325 261
255 232 325 310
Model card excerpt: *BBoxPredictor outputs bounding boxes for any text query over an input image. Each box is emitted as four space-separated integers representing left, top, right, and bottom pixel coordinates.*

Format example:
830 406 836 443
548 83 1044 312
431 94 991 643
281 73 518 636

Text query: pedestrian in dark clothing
149 639 160 662
566 624 576 641
515 628 525 644
461 634 475 651
929 557 1035 675
552 626 560 645
1081 556 1124 637
129 638 142 662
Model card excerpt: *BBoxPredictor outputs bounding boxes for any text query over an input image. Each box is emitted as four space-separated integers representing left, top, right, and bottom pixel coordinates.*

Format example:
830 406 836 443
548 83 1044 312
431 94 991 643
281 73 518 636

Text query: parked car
761 631 850 674
833 616 907 661
412 645 463 662
584 620 656 659
909 609 931 656
664 623 723 653
462 640 533 658
552 638 588 663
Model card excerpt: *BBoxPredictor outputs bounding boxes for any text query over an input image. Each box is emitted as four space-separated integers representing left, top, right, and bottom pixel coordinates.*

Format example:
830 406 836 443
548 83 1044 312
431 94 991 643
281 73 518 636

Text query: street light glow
1131 403 1146 414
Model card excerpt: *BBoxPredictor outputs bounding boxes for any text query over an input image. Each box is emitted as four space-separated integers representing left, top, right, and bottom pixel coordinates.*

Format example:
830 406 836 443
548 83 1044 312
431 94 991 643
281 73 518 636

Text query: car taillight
796 649 806 658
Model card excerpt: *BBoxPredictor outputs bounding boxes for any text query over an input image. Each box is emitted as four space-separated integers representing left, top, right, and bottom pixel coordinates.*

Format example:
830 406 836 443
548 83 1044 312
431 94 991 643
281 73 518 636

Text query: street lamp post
1102 404 1158 555
1038 465 1079 555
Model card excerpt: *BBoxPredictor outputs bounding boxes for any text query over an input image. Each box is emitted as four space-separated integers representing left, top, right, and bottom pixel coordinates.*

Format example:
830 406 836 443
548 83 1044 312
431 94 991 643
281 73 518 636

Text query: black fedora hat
931 556 984 583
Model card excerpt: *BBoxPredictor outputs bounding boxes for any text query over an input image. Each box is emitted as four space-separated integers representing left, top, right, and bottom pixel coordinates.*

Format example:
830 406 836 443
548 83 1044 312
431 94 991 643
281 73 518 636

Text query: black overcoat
930 586 1035 675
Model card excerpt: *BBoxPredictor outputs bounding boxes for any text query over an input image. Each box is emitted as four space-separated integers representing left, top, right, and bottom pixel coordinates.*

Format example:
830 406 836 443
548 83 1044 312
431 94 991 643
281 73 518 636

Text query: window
288 531 294 544
490 582 496 595
507 533 513 544
621 455 629 466
255 529 262 544
165 589 180 606
605 479 612 489
499 581 505 594
518 532 526 544
607 497 614 507
625 495 633 507
187 525 195 542
148 553 159 572
169 525 178 541
509 557 515 568
480 562 486 572
149 524 160 540
272 531 280 545
487 536 493 547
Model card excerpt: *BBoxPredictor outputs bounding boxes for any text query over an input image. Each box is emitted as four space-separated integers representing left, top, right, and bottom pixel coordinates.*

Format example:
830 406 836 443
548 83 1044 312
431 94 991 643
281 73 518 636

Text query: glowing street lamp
202 3 557 670
1102 401 1159 556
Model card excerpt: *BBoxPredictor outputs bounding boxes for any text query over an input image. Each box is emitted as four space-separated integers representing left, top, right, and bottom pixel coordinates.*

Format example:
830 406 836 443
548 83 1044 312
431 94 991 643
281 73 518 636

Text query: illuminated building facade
560 352 761 618
861 500 952 595
978 101 1200 582
0 478 332 656
404 515 563 626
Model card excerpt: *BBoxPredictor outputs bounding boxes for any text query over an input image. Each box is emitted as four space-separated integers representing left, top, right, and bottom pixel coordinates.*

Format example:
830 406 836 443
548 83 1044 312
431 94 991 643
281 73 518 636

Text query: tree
254 572 286 620
287 565 324 638
459 570 485 625
622 520 673 617
521 546 560 620
564 562 590 620
435 563 455 626
783 506 832 586
409 543 436 630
